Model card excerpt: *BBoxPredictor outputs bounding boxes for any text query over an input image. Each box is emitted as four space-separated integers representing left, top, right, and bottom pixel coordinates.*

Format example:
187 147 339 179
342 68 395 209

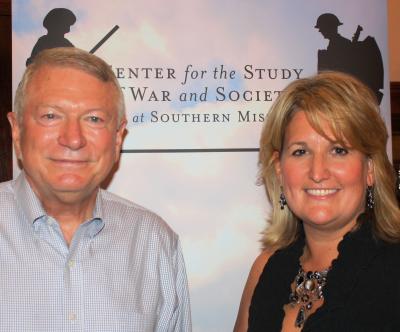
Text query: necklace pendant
295 305 306 328
289 265 330 328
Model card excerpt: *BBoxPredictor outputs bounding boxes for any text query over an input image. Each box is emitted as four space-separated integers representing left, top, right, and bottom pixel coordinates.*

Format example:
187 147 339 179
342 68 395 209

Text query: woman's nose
309 154 330 182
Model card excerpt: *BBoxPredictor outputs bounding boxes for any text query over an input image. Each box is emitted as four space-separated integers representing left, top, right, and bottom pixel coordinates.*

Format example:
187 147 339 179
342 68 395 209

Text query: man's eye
37 112 62 126
86 116 105 125
85 115 106 127
39 113 60 122
89 116 102 123
42 113 56 120
292 149 306 156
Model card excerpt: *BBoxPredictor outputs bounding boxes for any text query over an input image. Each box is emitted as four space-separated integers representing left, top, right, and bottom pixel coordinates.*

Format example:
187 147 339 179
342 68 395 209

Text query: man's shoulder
99 189 177 240
0 179 15 198
0 178 13 188
101 188 149 210
0 180 20 218
100 189 163 219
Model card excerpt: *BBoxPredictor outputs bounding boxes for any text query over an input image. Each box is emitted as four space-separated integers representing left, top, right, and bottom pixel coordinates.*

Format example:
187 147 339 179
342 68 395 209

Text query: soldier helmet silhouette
26 8 77 66
315 13 343 30
43 8 76 31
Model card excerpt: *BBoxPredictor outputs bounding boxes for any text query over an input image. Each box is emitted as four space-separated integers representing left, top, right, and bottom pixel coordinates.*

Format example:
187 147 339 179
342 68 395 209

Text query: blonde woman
235 72 400 331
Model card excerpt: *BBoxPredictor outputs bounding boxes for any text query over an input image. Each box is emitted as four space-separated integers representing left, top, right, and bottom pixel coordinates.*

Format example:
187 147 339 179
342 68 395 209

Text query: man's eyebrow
37 103 61 109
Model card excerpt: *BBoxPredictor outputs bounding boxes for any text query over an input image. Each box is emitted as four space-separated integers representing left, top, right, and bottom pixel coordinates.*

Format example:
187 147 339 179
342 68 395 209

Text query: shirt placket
44 217 85 332
63 242 83 332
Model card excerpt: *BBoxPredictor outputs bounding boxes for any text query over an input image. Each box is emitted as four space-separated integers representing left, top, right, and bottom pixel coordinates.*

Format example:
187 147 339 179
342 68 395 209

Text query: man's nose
58 119 87 150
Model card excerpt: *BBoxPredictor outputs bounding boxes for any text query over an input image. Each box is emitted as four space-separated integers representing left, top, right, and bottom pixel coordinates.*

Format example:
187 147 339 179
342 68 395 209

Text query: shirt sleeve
168 238 192 332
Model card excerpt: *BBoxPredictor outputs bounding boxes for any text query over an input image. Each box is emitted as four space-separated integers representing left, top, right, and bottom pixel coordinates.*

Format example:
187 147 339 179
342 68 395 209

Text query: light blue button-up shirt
0 172 191 331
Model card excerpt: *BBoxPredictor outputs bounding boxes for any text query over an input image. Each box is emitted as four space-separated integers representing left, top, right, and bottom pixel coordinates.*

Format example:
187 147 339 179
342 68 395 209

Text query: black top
248 213 400 332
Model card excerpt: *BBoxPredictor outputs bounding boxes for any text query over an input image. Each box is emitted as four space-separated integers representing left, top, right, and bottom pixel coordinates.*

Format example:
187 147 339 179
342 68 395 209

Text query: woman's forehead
284 110 351 146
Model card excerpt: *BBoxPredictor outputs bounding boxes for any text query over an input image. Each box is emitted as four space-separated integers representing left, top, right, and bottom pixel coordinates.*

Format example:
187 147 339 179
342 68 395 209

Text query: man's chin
49 175 98 196
50 183 98 205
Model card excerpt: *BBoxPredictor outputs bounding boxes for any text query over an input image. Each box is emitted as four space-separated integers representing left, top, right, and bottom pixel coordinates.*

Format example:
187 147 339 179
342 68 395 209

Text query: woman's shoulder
233 249 275 332
246 249 278 297
382 240 400 268
250 249 275 278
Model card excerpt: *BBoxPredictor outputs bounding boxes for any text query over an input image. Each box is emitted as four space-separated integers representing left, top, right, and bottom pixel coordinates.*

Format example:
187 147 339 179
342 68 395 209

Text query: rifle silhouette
352 25 363 43
90 25 119 54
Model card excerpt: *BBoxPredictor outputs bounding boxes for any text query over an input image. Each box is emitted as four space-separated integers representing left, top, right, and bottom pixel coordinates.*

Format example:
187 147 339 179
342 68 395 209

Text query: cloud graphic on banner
112 151 268 288
138 22 168 54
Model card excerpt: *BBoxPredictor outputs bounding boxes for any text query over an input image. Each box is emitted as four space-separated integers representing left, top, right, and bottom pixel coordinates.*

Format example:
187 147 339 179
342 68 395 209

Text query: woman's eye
333 146 348 155
292 149 306 156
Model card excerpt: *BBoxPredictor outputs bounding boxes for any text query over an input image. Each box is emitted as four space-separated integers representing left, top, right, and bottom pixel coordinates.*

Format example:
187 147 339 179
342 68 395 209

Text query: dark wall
0 0 12 182
391 82 400 170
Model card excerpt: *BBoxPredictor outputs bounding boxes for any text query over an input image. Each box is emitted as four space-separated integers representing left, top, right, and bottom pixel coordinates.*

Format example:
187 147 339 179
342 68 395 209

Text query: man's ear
272 150 283 185
114 118 127 161
7 112 22 160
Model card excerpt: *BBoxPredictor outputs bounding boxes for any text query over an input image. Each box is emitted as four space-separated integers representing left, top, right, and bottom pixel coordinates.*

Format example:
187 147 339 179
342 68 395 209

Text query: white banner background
12 1 390 330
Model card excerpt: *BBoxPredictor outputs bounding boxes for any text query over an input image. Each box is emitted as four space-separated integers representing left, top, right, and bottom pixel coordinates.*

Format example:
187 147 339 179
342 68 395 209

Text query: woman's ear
366 158 374 187
272 150 283 185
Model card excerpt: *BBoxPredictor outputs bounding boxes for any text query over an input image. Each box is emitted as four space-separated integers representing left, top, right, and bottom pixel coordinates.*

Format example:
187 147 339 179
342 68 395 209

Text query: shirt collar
13 171 47 225
13 171 105 237
88 190 105 238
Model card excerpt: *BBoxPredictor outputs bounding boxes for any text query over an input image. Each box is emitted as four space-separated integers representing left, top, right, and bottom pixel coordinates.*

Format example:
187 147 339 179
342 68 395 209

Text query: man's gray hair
14 47 126 123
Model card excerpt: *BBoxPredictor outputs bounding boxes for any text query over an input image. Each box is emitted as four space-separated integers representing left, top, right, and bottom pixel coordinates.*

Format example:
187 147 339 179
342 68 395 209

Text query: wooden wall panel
0 0 12 182
391 82 400 170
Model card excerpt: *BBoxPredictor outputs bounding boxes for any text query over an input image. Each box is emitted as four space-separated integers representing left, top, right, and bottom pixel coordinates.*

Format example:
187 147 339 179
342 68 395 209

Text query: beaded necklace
289 266 329 327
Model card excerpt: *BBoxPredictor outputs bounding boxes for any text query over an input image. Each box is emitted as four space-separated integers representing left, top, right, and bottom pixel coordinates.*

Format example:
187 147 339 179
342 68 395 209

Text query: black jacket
248 213 400 332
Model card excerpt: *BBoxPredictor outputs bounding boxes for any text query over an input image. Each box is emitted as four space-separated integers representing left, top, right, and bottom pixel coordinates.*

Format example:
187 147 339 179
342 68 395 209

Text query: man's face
8 65 126 204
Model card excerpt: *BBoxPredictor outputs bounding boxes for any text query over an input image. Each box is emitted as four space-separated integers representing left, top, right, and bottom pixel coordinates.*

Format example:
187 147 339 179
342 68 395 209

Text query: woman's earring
279 192 287 210
367 186 374 209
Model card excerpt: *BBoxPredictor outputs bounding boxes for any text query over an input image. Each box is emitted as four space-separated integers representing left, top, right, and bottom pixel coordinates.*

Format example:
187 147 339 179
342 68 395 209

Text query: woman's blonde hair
259 71 400 249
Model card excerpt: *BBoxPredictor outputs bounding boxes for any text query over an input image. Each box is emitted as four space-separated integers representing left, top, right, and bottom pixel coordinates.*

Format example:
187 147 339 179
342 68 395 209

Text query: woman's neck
301 220 357 271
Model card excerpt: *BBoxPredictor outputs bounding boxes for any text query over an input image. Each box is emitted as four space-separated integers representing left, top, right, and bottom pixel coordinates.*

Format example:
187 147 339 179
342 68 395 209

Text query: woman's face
274 111 374 234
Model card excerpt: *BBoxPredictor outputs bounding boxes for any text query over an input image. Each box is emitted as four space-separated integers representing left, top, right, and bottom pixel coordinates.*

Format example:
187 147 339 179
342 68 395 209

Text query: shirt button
68 313 77 321
68 260 75 268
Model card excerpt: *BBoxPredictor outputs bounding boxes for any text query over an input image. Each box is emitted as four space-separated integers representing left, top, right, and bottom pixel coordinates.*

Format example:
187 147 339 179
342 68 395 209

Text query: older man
1 47 191 331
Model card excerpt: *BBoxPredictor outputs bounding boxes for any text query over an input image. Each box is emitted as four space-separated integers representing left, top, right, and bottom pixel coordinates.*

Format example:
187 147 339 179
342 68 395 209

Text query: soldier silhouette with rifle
26 8 119 66
315 13 384 104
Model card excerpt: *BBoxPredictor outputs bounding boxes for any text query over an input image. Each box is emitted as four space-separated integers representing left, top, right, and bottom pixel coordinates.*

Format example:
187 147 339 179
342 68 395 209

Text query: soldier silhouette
26 8 76 66
315 13 384 104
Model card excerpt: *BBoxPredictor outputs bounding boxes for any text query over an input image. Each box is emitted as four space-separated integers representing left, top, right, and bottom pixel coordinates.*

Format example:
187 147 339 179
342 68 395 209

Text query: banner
12 1 390 330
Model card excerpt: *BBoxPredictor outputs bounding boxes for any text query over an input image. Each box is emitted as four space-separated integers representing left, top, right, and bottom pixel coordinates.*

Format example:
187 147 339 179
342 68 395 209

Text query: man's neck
41 191 98 245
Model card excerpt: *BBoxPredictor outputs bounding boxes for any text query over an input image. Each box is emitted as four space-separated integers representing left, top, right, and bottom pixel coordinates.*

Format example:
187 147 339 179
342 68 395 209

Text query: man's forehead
25 65 118 99
29 64 104 83
21 63 122 122
23 65 119 112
